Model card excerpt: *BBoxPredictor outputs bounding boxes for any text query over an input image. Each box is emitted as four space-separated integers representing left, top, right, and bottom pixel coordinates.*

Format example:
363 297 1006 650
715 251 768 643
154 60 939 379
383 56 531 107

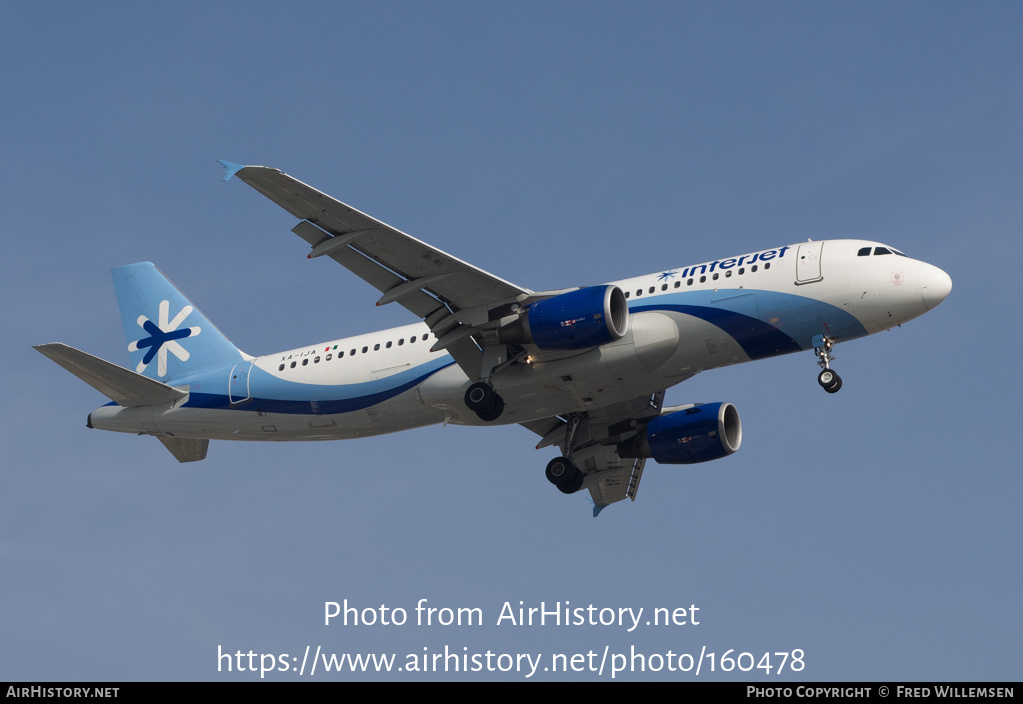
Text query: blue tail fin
112 262 246 383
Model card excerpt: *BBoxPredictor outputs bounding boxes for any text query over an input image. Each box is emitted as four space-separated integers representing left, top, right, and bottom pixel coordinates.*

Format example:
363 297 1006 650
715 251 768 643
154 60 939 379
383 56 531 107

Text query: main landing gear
465 380 584 493
464 346 524 422
464 381 504 422
545 456 584 494
814 336 842 394
543 413 585 494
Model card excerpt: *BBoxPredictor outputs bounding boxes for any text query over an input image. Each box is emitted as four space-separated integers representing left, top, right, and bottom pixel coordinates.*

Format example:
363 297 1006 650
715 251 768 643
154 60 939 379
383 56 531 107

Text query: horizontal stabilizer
34 343 187 407
158 436 209 463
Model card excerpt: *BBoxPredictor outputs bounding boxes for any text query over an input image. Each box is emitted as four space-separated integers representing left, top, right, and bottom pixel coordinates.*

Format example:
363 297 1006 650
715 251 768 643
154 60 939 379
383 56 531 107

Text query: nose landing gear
814 336 843 393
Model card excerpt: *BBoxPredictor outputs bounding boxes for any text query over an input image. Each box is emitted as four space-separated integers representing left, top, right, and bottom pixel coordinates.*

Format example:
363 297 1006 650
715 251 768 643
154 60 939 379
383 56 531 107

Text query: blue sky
2 2 1020 681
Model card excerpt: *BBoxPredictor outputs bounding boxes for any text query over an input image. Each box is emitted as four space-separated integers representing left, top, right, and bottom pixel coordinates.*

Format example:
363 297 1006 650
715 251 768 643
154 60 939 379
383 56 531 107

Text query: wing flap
35 343 187 407
520 392 665 515
586 455 646 510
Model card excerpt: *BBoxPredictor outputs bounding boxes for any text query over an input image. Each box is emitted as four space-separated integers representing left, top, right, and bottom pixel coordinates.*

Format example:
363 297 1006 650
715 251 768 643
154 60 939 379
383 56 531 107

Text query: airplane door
796 242 824 284
229 362 253 404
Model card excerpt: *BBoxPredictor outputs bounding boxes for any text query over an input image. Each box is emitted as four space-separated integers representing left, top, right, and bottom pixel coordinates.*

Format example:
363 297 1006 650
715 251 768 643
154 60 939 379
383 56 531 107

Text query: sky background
2 2 1020 681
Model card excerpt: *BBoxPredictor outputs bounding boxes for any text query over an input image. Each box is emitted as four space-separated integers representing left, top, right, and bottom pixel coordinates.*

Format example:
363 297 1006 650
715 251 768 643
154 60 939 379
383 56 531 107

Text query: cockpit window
891 248 908 257
874 247 892 256
858 247 871 256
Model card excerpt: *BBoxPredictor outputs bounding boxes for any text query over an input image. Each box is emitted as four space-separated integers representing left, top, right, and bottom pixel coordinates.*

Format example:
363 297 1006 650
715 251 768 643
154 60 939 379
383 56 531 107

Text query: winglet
590 497 608 518
218 160 246 182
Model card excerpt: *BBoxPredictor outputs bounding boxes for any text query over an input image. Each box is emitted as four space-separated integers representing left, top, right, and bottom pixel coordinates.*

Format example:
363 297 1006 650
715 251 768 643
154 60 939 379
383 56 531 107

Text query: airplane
36 161 952 515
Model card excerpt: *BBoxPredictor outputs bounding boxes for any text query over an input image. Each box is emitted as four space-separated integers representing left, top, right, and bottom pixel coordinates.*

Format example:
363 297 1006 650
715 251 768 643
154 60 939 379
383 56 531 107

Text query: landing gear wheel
464 381 505 421
558 471 584 494
464 382 497 412
545 457 583 494
475 394 504 422
818 369 842 393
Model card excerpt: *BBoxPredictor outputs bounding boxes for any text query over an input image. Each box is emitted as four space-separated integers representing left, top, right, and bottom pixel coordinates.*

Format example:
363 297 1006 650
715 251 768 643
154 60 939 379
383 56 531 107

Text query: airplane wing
221 162 536 378
520 391 666 516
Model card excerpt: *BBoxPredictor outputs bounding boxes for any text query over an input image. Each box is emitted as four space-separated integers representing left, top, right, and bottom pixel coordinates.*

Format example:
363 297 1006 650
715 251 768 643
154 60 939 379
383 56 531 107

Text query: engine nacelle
618 402 742 465
498 285 629 351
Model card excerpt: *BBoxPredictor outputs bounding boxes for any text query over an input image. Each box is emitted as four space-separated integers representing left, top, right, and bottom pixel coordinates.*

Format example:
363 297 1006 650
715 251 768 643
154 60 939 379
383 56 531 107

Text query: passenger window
764 263 770 269
326 354 332 361
386 341 392 349
302 359 308 366
290 361 296 369
699 276 706 283
636 289 642 296
374 344 380 351
315 356 321 363
362 346 368 353
725 270 732 278
661 284 667 291
712 273 719 281
410 336 416 343
625 291 630 298
278 364 285 371
398 339 404 346
674 281 680 288
738 267 745 275
350 349 356 356
338 351 344 358
687 278 694 286
648 286 655 294
751 265 758 272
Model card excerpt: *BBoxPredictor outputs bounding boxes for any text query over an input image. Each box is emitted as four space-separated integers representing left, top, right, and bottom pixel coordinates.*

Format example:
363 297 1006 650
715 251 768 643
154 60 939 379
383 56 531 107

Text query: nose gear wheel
817 368 842 393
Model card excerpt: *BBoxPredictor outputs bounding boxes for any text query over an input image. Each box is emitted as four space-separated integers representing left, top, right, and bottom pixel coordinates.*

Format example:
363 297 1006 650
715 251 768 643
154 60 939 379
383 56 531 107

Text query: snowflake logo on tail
128 300 201 377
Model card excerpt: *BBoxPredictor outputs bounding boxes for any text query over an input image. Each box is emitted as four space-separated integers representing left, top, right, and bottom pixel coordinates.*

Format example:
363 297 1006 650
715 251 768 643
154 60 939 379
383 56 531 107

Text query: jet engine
618 402 742 465
499 285 629 350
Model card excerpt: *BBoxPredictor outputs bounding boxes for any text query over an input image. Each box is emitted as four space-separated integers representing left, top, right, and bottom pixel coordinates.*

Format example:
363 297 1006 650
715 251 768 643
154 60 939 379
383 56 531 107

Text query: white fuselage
88 239 950 442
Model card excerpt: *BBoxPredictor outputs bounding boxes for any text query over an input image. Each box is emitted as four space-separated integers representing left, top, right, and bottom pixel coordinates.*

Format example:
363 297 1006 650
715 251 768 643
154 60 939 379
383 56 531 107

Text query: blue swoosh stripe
629 288 868 360
185 360 456 414
643 303 803 359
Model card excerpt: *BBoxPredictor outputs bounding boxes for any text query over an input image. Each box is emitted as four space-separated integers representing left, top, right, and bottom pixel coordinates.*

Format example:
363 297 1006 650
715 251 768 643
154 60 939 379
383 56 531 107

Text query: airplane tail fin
112 262 246 383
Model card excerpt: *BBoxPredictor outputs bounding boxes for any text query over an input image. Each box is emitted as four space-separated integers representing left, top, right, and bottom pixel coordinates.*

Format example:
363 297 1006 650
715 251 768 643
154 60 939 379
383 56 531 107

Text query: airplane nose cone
919 262 952 310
